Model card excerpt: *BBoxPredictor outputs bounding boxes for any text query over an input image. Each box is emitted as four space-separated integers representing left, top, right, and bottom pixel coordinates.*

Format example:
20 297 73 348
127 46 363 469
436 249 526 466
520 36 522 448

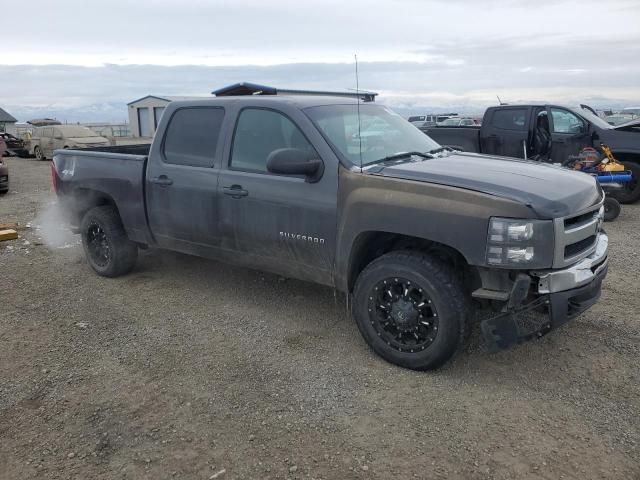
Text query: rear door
479 107 530 158
217 103 338 284
145 106 226 253
547 106 591 163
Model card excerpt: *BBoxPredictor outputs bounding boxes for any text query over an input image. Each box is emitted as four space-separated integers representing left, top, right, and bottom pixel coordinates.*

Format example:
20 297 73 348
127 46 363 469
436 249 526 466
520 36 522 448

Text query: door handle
223 185 249 198
150 175 173 186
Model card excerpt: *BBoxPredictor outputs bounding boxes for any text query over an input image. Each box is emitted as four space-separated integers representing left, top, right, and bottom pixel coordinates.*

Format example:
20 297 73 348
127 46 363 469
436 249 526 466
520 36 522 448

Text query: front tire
80 206 138 277
352 251 469 370
603 196 621 222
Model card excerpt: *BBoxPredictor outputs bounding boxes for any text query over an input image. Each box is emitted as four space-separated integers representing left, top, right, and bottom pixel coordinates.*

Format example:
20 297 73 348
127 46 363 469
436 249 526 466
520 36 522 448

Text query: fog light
487 246 535 265
506 247 534 263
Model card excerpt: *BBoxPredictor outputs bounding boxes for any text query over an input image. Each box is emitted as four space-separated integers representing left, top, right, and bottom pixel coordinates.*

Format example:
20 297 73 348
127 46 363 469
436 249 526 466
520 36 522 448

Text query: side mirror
266 148 324 183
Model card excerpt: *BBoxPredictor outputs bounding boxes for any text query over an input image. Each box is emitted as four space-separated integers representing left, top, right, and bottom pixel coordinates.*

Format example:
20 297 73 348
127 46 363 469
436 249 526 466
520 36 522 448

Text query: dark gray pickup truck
424 104 640 203
52 91 609 370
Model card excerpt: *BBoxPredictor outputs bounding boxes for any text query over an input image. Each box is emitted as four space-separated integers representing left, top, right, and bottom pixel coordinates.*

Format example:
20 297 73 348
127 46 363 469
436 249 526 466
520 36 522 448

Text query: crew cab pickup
424 105 640 203
52 91 608 370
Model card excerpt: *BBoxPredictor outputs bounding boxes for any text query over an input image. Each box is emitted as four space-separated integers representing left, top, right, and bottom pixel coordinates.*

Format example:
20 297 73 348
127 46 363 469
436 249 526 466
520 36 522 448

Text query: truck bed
422 126 481 153
75 144 152 155
52 147 151 244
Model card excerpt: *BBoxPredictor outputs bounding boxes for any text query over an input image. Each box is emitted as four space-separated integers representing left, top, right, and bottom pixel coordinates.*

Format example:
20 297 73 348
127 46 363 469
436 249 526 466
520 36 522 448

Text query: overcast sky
1 0 639 122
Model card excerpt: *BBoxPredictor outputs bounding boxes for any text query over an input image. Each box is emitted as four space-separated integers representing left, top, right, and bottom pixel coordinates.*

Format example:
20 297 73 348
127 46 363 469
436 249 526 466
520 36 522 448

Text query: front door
145 106 226 253
547 106 592 163
217 106 338 285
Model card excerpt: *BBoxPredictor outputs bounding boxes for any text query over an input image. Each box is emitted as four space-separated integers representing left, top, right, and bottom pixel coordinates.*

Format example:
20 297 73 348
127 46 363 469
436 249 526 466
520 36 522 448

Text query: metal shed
0 107 18 135
127 95 206 137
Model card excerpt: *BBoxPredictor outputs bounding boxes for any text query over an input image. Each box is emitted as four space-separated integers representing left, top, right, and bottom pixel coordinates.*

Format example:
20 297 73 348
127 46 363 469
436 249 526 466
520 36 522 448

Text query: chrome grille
553 203 603 268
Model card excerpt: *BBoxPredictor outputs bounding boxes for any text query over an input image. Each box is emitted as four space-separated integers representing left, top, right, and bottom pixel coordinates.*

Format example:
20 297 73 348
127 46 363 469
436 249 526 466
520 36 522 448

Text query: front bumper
481 233 608 351
533 233 608 294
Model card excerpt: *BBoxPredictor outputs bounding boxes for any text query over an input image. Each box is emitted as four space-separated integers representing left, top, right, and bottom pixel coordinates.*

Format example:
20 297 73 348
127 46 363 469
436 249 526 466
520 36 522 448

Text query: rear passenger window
230 108 317 173
163 107 224 167
491 109 527 131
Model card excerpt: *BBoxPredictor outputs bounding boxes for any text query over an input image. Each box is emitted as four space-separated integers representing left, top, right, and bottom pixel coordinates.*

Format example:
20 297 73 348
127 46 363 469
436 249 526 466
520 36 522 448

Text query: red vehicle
0 154 8 193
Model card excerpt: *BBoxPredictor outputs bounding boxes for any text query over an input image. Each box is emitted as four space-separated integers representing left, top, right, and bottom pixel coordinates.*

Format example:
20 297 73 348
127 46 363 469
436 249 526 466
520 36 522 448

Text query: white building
127 95 206 137
0 107 18 135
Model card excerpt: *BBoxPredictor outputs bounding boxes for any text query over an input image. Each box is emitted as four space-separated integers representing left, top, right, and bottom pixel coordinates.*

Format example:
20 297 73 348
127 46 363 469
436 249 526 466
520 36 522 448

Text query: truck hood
369 152 601 218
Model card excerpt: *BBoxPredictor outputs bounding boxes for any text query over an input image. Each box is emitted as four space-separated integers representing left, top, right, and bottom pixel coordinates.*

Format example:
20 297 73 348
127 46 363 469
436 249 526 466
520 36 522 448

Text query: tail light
51 164 58 193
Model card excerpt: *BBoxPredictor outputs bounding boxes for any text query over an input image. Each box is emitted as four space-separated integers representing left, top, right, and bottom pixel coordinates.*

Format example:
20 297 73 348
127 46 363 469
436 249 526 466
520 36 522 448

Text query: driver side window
230 109 317 173
550 108 585 134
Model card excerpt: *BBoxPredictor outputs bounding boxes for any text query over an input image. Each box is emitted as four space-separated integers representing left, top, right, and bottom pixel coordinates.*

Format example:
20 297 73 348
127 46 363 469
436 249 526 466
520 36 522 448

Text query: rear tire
80 206 138 277
610 160 640 204
352 251 469 370
34 146 45 161
603 196 621 222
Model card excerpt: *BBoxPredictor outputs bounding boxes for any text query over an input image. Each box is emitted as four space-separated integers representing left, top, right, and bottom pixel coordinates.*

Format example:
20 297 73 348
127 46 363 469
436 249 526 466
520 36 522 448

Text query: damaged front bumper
481 233 609 351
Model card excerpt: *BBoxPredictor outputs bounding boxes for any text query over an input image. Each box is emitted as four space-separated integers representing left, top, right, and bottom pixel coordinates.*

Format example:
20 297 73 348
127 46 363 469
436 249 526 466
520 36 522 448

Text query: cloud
0 0 638 120
1 59 638 123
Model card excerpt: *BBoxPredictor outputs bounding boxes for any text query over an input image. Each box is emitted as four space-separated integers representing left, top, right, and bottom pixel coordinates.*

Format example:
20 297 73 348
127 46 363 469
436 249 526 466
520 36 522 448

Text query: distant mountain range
5 102 131 124
2 98 634 125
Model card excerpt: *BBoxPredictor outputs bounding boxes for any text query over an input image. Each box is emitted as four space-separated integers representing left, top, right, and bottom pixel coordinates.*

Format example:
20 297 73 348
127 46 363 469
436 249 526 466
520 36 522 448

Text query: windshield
58 126 101 138
305 104 441 167
439 118 461 126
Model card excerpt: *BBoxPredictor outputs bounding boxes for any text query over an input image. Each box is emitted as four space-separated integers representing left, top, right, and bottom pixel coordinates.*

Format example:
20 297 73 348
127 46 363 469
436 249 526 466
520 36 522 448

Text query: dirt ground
0 156 638 480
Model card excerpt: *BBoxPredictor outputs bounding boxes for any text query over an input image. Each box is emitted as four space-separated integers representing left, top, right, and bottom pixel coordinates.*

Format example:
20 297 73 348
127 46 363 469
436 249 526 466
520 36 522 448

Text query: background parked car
408 113 458 128
29 125 110 160
88 124 130 145
424 104 640 203
88 124 151 146
436 117 480 127
621 107 640 118
605 114 635 126
0 132 29 157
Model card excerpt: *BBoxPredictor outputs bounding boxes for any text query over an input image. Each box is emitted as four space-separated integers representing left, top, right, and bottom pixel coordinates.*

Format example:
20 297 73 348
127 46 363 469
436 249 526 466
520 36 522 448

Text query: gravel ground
0 156 639 480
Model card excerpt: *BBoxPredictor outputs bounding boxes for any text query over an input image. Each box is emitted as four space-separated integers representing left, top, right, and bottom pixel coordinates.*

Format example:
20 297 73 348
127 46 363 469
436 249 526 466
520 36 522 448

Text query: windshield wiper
427 146 452 154
367 151 434 166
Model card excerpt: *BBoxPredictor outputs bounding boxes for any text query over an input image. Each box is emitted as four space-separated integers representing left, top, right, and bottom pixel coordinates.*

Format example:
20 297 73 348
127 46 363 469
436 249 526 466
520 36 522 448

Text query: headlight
486 217 554 268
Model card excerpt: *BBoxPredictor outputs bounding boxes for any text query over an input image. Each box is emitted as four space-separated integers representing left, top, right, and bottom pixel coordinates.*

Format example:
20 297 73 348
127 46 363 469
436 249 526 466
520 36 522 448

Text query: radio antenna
355 54 363 173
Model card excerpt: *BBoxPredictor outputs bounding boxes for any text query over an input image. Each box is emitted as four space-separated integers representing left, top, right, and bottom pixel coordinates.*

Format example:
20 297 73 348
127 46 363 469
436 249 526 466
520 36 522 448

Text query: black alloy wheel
80 205 138 277
86 221 112 267
368 277 439 353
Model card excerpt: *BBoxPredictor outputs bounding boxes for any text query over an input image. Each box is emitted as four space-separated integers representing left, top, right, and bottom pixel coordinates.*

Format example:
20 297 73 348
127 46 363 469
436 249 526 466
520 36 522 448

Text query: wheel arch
345 230 479 294
68 188 122 230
